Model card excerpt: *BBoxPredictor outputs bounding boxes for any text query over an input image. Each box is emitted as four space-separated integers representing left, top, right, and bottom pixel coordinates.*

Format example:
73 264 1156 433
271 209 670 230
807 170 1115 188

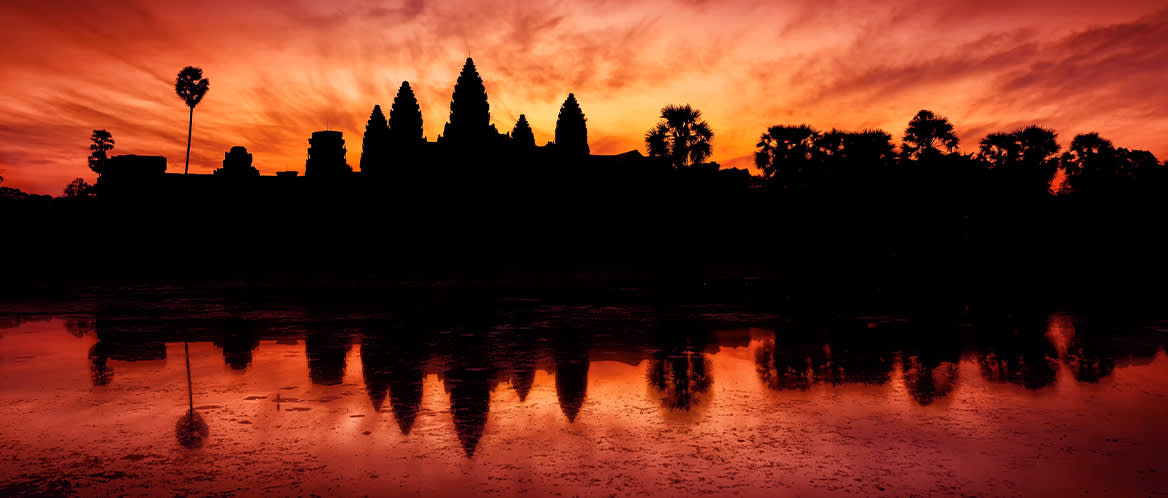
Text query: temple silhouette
4 55 1167 297
94 58 684 195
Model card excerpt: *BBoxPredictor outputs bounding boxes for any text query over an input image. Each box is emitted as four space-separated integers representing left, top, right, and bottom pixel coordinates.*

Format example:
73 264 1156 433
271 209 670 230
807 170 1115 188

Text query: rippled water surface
2 299 1167 496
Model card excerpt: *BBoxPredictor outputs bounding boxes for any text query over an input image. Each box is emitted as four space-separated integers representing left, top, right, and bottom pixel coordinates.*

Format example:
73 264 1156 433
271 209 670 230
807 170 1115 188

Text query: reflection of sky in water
1 310 1166 496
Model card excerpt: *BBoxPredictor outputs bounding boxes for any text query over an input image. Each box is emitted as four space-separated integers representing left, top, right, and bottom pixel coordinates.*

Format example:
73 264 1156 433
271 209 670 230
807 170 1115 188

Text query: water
2 301 1167 496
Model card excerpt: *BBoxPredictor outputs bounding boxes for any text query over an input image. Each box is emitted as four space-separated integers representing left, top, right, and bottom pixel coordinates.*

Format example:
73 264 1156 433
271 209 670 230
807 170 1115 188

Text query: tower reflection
361 326 427 434
554 329 589 422
214 318 260 371
444 328 494 457
305 326 350 385
88 317 167 387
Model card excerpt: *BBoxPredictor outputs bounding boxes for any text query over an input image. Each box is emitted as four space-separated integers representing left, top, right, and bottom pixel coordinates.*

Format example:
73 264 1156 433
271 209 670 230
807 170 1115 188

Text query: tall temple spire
444 58 491 144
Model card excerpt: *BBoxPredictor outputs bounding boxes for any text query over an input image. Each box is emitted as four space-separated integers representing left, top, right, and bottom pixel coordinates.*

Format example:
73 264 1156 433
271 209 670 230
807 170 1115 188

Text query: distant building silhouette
213 146 260 177
305 131 350 177
103 155 167 177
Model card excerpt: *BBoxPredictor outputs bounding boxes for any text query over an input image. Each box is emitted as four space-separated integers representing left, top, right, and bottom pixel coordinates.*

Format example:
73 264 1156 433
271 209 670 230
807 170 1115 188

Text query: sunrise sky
1 0 1165 194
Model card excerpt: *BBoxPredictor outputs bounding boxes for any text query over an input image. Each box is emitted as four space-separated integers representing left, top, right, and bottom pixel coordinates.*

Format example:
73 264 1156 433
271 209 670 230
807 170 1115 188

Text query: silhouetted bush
63 178 93 199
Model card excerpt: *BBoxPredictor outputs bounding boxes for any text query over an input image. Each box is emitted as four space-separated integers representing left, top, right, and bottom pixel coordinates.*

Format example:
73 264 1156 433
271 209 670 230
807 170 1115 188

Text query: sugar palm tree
175 67 210 175
1066 132 1116 178
902 110 958 160
754 124 820 179
645 104 713 167
978 132 1019 168
1014 125 1060 167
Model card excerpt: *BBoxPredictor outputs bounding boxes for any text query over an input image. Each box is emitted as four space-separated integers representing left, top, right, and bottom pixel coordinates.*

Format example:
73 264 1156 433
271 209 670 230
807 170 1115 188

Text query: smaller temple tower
305 131 351 177
214 146 260 177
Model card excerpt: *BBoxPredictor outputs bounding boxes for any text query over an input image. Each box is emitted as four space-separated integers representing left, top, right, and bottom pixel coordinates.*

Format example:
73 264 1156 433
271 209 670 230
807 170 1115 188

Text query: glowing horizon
1 0 1165 194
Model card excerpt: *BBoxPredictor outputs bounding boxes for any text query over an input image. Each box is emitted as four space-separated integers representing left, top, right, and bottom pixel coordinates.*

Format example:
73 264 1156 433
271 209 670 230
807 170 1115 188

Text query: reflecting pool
2 301 1166 495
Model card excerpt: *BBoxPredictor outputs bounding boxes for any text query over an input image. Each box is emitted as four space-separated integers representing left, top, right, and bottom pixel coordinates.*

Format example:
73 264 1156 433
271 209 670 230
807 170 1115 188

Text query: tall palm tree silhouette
645 105 713 168
902 110 958 160
174 67 210 175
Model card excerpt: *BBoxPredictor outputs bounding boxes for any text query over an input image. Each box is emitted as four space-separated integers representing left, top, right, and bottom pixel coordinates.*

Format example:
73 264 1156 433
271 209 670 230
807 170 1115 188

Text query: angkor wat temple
97 58 729 198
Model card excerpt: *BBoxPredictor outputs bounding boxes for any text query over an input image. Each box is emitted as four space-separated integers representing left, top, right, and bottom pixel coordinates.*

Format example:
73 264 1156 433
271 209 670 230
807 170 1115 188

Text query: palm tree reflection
1064 317 1117 383
754 316 895 392
175 340 209 449
647 318 713 412
901 354 959 406
974 310 1058 390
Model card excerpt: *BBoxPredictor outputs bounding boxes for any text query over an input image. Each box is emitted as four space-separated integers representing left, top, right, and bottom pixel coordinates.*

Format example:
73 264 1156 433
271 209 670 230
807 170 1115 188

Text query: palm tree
1116 148 1160 177
645 104 713 168
902 110 958 160
978 132 1019 168
843 130 897 167
754 124 819 180
1014 125 1060 168
175 67 210 175
1067 132 1115 177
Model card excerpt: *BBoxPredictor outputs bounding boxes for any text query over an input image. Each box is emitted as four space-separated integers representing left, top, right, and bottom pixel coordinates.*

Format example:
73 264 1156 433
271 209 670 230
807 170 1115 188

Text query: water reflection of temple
87 317 168 386
213 319 260 371
305 327 351 385
554 329 590 422
443 328 495 457
360 326 427 435
58 305 1168 456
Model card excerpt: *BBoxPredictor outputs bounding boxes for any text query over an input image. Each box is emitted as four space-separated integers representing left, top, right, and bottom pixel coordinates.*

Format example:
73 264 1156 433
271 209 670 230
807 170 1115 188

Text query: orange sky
1 0 1165 194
